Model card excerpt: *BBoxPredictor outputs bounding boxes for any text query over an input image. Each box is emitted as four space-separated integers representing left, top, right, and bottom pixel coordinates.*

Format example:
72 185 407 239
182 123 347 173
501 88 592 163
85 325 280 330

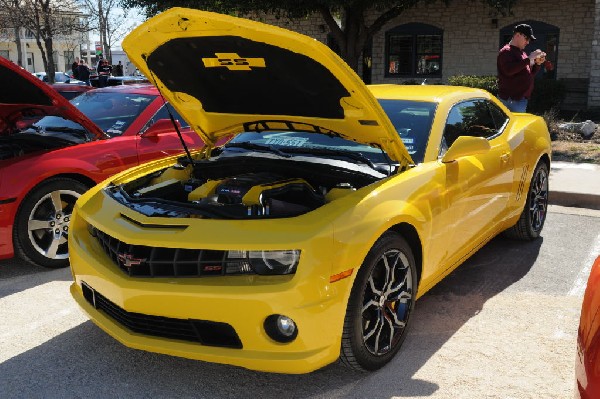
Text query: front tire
504 161 549 240
14 178 88 268
340 233 417 371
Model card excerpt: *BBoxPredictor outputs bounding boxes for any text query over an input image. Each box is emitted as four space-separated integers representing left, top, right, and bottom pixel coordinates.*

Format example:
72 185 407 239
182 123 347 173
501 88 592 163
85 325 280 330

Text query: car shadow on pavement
0 235 541 399
0 258 72 300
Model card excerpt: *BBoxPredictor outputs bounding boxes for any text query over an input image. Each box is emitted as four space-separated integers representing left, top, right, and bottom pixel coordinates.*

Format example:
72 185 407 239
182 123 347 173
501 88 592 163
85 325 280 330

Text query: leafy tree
119 0 516 71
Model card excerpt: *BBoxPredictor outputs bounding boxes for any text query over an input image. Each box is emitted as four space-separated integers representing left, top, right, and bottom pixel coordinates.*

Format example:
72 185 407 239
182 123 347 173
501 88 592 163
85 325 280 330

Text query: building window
64 50 74 72
385 23 442 78
500 20 559 79
0 50 9 60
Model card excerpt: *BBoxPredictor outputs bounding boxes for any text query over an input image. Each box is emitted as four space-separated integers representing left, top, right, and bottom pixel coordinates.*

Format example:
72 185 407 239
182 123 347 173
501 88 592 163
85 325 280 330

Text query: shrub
447 75 498 96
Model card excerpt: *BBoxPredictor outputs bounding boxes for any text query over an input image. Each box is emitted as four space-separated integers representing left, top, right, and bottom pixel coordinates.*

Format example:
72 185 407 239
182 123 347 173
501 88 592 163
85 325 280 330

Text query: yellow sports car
69 8 551 374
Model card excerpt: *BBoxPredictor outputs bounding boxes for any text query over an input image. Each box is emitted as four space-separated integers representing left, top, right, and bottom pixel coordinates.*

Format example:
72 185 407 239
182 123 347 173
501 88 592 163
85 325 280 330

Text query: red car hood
0 57 106 139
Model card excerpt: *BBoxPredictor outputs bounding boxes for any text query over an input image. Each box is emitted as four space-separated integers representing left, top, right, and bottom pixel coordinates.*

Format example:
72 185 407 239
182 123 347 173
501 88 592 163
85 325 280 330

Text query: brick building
249 0 600 111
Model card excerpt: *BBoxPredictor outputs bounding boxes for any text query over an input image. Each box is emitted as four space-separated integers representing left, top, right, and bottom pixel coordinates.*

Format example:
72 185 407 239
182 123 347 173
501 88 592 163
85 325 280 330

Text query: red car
576 255 600 398
0 57 204 268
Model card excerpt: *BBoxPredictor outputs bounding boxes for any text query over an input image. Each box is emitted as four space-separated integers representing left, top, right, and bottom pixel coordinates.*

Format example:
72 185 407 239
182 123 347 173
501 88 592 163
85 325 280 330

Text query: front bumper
69 209 353 373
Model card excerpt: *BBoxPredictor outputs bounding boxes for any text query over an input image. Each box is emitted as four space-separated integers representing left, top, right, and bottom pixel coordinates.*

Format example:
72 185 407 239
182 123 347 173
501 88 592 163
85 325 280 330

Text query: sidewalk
549 161 600 210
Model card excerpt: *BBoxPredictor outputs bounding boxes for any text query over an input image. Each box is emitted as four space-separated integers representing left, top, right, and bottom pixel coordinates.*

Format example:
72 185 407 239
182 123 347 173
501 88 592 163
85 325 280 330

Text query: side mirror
441 136 491 163
142 119 181 138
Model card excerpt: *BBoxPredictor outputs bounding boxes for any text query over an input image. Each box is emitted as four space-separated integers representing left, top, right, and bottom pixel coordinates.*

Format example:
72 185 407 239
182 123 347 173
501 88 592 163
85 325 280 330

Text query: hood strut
148 69 195 165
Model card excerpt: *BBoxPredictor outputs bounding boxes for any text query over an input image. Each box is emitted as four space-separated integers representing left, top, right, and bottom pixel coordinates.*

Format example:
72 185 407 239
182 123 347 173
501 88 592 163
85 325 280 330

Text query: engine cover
188 172 325 218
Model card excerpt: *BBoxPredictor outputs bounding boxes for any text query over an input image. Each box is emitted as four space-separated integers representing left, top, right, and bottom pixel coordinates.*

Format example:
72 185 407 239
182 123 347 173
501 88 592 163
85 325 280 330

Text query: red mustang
577 255 600 398
0 57 203 268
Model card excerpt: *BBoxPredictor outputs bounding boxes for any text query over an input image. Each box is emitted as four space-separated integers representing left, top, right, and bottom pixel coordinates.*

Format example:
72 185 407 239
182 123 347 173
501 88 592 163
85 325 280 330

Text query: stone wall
589 0 600 108
243 0 597 110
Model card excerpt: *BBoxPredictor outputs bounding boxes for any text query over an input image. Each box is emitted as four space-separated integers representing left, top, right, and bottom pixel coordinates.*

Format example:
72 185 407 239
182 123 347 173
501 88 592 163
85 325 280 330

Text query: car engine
110 156 386 219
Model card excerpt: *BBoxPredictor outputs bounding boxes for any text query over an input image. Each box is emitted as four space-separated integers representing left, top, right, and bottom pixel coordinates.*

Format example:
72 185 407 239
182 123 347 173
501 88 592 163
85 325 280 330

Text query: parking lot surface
1 206 599 399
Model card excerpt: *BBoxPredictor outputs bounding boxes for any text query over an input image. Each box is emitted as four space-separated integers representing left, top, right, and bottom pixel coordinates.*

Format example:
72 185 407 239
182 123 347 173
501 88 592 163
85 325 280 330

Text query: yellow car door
438 99 513 266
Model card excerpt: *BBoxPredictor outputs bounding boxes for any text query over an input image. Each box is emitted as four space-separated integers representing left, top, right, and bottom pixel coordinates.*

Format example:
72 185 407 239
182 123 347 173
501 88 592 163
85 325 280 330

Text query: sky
89 7 146 51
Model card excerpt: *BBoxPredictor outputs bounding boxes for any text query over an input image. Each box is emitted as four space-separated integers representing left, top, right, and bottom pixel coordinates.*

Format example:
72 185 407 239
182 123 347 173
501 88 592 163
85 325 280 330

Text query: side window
442 100 498 149
148 103 190 129
488 101 509 132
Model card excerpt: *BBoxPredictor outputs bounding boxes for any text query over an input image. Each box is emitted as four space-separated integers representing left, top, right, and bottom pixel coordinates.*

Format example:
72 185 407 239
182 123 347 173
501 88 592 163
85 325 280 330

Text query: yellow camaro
69 8 551 374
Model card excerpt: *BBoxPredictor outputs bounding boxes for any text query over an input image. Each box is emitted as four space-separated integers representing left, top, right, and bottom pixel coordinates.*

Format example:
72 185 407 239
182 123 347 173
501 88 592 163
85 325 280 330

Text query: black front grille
93 229 229 277
81 282 242 349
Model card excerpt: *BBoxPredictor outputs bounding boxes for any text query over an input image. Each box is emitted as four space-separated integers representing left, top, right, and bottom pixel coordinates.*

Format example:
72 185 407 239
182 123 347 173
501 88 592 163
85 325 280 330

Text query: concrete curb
549 161 600 210
549 191 600 210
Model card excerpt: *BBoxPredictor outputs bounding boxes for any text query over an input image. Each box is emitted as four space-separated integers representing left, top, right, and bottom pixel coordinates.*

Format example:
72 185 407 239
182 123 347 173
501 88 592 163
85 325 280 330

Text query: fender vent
516 164 530 202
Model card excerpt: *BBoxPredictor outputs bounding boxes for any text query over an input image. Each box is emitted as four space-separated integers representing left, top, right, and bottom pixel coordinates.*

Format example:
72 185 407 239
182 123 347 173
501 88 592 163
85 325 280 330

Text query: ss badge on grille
117 252 146 269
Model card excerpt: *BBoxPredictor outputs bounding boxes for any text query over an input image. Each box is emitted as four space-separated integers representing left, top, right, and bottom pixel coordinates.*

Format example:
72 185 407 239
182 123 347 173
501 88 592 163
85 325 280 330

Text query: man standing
71 57 80 80
77 59 91 86
497 24 546 113
97 59 112 87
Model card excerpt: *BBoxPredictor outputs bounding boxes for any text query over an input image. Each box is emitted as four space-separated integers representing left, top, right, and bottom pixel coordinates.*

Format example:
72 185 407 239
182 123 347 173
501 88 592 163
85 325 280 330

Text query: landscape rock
558 120 597 139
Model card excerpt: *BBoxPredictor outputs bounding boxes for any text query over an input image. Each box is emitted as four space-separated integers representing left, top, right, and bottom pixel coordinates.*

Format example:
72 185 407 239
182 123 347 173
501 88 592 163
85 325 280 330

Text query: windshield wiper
43 126 90 139
281 147 377 169
224 142 291 158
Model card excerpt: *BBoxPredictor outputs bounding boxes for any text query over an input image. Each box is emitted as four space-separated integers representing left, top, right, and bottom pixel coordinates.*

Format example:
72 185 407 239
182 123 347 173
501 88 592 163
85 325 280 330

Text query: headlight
249 250 300 275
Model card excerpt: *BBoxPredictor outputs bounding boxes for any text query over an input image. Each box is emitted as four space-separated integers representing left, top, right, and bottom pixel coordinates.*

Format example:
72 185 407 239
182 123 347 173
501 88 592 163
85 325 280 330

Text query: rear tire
504 161 549 240
14 178 88 268
340 232 417 371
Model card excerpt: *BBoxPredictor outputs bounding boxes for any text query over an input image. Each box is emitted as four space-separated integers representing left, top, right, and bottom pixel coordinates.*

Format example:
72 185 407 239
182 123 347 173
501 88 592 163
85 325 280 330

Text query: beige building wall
0 38 82 73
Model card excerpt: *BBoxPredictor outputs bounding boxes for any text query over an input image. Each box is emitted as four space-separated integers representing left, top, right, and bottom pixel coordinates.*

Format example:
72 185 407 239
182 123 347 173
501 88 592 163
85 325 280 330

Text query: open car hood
0 57 105 139
122 8 413 165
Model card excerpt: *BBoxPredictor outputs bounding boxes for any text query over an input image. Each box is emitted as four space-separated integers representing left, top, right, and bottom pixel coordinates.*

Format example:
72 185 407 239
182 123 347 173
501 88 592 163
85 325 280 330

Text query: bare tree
79 0 143 63
0 1 26 66
0 0 90 82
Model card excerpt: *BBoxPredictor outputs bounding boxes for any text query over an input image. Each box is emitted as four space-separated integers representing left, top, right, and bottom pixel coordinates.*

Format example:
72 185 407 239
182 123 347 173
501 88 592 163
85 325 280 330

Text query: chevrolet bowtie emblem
117 253 145 269
202 53 266 71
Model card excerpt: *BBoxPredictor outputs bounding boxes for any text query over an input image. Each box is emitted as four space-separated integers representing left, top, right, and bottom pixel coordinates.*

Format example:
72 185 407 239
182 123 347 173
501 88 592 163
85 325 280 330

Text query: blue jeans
500 97 528 113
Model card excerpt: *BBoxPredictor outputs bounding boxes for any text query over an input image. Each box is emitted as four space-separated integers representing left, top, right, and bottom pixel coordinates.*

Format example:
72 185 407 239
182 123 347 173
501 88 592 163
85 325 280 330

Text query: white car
33 71 85 85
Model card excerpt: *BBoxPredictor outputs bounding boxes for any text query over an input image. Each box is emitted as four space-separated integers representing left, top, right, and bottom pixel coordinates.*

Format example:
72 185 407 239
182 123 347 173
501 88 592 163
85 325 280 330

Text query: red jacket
497 44 541 101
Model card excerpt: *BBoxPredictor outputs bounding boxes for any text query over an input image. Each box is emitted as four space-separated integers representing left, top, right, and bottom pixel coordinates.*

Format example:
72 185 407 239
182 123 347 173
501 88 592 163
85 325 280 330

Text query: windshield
377 99 437 164
69 91 156 136
226 131 392 167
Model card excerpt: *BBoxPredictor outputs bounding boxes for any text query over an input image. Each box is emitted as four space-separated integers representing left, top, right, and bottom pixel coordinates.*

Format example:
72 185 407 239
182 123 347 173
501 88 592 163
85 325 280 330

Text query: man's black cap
514 24 536 41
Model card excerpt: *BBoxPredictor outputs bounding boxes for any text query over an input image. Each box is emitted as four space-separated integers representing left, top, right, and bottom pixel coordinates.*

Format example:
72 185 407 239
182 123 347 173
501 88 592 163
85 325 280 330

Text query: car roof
368 84 493 103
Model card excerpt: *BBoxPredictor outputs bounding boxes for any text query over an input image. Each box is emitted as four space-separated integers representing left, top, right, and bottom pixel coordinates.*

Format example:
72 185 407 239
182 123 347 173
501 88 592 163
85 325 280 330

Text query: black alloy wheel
504 161 549 240
340 233 417 371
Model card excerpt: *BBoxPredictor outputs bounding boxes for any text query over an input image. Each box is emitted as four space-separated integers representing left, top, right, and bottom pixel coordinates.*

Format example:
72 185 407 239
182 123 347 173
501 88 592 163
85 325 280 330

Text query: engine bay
109 155 390 219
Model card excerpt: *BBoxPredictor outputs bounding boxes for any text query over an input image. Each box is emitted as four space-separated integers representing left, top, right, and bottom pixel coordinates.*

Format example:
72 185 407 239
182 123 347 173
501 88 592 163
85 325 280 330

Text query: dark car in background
90 75 149 87
50 83 95 100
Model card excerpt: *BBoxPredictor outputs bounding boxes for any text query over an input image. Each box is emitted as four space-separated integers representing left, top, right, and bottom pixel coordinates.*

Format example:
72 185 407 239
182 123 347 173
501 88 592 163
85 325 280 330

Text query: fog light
264 314 298 343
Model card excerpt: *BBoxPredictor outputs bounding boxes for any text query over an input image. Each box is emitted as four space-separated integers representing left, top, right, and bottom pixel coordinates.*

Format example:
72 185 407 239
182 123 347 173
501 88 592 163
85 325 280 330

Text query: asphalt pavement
550 161 600 210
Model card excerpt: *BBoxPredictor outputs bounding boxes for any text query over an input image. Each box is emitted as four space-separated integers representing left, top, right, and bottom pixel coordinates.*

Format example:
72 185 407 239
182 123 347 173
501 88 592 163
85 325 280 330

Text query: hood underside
122 8 413 165
0 57 104 139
